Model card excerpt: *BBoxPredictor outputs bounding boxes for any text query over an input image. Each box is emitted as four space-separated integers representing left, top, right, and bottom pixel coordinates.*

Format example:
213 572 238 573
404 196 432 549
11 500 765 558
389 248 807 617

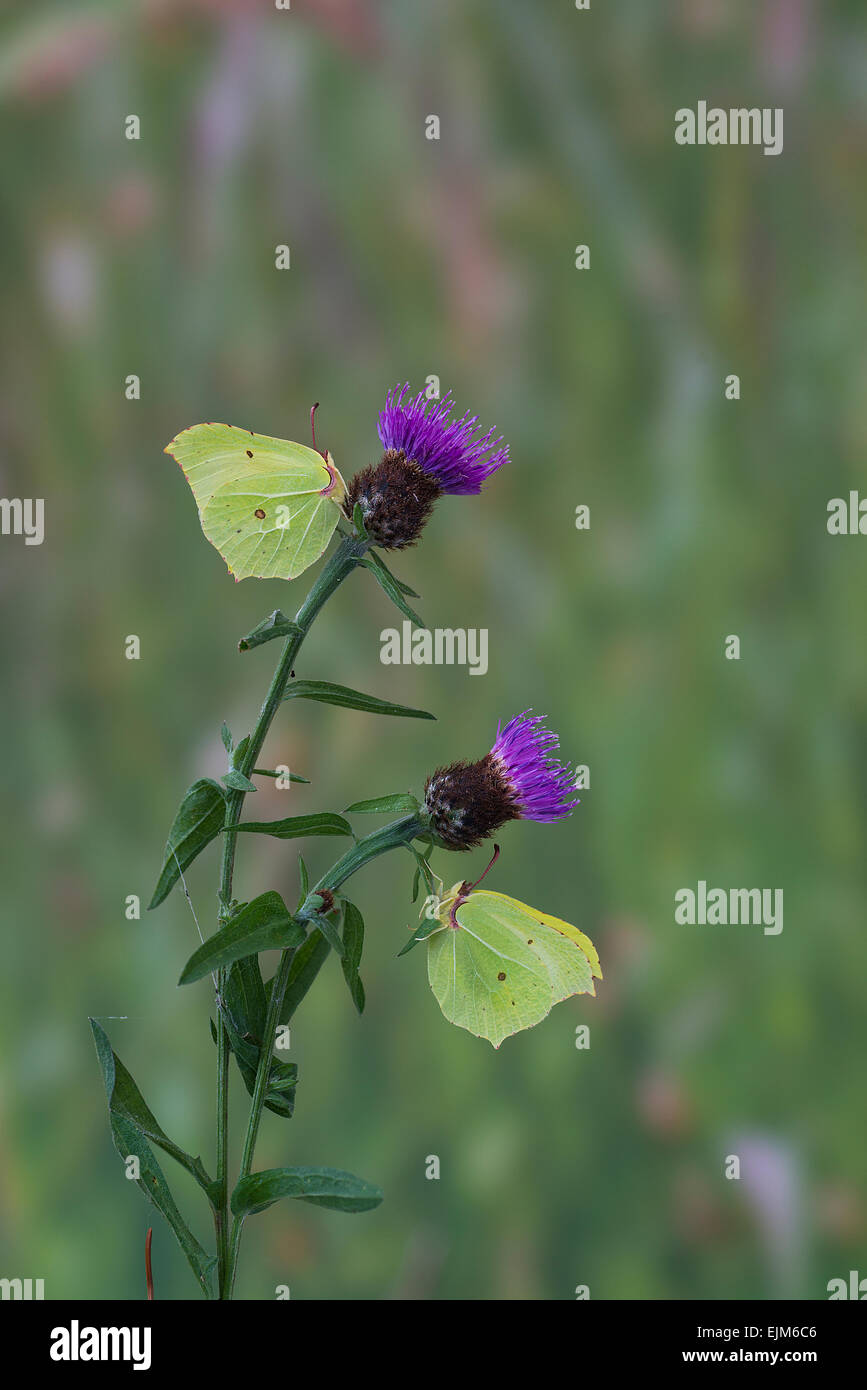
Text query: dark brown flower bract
423 755 520 851
344 449 441 549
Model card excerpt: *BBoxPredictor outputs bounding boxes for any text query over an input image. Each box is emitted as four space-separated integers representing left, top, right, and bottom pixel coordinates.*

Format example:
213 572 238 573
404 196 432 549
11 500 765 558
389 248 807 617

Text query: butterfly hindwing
475 892 600 1003
201 471 339 582
428 904 551 1048
166 424 346 581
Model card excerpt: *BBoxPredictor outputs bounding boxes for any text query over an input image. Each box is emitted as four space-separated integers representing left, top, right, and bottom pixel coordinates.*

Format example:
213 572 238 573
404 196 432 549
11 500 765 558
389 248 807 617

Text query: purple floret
377 383 509 495
490 712 579 823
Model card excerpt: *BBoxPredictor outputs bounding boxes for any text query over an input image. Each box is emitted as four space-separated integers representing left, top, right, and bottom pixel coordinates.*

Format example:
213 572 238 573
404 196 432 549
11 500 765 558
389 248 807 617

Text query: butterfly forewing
474 892 598 1006
166 424 344 580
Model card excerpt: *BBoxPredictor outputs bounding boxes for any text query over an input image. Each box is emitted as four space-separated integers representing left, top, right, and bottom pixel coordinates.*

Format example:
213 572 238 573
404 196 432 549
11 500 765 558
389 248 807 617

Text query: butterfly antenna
310 402 327 460
466 844 500 895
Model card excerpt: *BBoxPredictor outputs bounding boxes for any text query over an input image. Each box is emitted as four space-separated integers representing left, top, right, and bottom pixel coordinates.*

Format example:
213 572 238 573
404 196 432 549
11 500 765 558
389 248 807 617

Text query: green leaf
364 547 420 598
210 1010 297 1120
359 552 425 626
149 778 226 910
221 721 233 754
276 931 331 1025
253 768 310 783
90 1022 216 1298
224 958 267 1046
345 793 421 816
179 892 306 985
397 916 442 957
90 1019 218 1202
351 501 369 539
111 1113 217 1297
231 1166 383 1218
231 812 353 840
231 734 250 769
238 609 304 652
341 901 365 1014
405 841 435 899
283 680 434 721
296 855 309 910
305 909 344 958
223 769 257 793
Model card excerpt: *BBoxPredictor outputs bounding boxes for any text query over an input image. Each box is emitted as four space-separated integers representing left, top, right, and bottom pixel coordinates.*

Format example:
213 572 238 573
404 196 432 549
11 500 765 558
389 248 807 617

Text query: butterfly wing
487 893 602 986
428 905 551 1048
427 889 601 1048
166 424 346 581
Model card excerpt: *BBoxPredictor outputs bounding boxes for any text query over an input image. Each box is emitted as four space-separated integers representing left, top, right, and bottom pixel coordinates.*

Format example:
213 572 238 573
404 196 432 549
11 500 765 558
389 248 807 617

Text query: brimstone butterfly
166 422 347 581
422 864 601 1048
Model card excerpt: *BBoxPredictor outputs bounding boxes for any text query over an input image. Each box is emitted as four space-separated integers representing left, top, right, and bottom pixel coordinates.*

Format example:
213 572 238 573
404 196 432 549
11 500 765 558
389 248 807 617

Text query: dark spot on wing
497 971 506 981
254 508 266 519
527 939 533 945
246 450 253 458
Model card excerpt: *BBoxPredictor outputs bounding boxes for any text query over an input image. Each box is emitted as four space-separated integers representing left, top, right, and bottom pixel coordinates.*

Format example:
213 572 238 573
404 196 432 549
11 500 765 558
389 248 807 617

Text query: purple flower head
377 383 509 496
423 710 578 851
490 712 579 823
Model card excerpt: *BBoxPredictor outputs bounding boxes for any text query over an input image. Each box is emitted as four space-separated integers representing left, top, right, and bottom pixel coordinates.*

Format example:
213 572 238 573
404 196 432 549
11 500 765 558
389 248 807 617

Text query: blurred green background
1 0 866 1301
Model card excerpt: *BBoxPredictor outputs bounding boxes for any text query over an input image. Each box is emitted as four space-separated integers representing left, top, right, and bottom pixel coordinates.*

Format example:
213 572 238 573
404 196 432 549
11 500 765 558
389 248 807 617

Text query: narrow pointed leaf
221 722 233 754
90 1023 216 1297
231 734 250 768
225 958 267 1045
179 892 305 985
253 768 310 783
405 841 435 899
352 501 369 539
397 916 443 957
210 1013 298 1119
305 909 344 957
283 680 434 720
276 931 331 1025
110 1113 217 1297
359 553 425 627
231 813 352 840
345 793 421 816
364 547 420 597
223 769 257 793
296 855 309 910
239 609 304 652
90 1019 218 1202
341 901 365 1014
149 778 226 910
232 1166 383 1218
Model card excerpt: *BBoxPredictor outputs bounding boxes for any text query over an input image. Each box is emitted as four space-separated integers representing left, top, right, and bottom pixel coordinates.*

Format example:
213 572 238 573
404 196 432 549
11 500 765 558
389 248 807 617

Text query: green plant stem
224 813 424 1298
213 533 367 1298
